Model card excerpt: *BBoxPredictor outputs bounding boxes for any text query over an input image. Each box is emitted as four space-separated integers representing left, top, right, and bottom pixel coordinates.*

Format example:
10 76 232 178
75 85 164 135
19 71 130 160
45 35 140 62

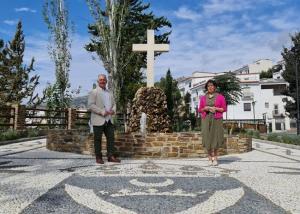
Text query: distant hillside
72 95 88 108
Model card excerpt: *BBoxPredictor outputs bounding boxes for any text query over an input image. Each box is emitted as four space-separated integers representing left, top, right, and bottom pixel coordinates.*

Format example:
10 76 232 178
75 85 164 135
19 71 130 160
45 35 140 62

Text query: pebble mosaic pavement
0 139 300 213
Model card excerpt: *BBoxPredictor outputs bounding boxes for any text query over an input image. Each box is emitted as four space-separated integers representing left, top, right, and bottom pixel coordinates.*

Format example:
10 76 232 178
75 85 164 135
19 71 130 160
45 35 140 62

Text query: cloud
174 6 201 21
15 7 36 13
202 0 253 16
201 0 288 16
24 33 105 96
3 19 18 26
150 0 300 80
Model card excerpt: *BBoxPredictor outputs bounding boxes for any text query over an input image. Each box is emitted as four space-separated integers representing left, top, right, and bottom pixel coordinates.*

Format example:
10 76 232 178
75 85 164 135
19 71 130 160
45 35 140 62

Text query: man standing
88 74 121 164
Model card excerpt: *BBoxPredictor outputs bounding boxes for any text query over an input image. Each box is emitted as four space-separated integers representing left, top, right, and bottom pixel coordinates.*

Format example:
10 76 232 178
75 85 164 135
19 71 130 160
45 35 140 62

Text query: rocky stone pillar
12 104 26 130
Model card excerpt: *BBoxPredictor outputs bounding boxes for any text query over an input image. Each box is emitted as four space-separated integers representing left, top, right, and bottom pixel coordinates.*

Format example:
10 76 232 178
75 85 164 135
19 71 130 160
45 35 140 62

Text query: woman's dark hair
204 79 217 91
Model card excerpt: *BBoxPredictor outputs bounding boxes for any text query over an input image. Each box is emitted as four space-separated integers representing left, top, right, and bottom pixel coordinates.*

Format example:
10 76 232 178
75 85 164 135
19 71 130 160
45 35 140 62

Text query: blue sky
0 0 300 97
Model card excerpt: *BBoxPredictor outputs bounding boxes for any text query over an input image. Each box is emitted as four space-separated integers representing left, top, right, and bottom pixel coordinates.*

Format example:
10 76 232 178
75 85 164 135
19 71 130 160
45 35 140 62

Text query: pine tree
0 21 42 106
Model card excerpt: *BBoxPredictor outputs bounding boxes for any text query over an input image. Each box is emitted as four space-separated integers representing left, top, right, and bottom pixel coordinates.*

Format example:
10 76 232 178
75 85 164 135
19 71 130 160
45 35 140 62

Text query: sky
0 0 300 97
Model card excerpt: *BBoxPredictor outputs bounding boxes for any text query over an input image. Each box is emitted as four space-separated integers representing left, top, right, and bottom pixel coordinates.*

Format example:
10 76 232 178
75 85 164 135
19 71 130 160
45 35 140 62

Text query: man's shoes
107 155 121 163
96 155 104 164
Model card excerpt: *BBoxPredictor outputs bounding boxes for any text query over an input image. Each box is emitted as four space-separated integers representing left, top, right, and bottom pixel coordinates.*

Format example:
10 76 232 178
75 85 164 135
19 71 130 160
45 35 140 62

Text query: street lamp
291 45 300 135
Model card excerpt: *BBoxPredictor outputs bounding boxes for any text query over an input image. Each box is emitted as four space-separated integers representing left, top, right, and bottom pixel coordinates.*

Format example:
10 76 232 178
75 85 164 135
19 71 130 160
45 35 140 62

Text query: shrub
27 129 40 137
0 129 45 141
267 133 280 142
246 129 254 137
239 128 247 134
0 130 20 141
281 134 300 145
253 130 260 139
232 127 241 135
266 133 300 145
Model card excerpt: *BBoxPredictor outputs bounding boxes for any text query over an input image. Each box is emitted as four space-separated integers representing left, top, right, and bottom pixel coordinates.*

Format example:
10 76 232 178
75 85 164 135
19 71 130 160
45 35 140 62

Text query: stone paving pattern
0 139 299 213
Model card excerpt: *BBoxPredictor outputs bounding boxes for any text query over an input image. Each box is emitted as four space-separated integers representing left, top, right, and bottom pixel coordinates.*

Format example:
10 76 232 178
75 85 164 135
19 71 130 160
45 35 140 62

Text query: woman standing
198 79 227 166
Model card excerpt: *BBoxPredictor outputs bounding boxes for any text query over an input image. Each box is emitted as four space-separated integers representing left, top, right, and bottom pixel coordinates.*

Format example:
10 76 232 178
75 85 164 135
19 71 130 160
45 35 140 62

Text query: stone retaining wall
46 129 252 158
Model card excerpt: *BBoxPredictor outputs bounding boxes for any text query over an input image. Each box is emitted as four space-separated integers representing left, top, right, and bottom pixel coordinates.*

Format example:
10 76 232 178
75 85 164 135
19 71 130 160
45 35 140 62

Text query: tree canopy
281 32 300 118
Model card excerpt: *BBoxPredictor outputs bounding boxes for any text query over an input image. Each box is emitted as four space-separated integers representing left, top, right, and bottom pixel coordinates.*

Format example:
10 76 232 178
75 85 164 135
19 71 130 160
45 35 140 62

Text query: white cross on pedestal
132 29 169 87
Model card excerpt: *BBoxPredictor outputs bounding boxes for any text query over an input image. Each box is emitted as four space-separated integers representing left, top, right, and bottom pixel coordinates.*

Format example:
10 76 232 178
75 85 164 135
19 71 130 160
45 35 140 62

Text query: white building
178 59 294 132
232 59 273 74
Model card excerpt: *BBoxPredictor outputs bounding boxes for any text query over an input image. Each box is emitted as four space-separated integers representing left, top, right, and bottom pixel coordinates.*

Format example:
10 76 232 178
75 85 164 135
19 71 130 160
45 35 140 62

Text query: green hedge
0 129 42 142
267 133 300 146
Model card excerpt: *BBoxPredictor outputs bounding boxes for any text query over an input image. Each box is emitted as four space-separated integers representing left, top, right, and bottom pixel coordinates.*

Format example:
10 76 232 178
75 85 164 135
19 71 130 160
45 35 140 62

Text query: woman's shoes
211 157 218 166
208 156 213 166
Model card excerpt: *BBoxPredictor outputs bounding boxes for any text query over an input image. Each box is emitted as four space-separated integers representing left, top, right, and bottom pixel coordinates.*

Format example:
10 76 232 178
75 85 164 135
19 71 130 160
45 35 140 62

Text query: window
265 102 269 108
274 104 279 115
244 103 251 111
275 123 282 130
189 82 192 88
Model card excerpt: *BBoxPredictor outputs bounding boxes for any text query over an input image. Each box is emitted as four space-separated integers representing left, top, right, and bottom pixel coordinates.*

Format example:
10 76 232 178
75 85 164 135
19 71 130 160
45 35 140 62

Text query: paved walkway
0 139 299 213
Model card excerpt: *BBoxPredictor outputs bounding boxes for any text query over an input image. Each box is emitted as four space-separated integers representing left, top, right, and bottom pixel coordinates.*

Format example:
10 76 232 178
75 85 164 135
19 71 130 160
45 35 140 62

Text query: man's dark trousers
93 120 115 157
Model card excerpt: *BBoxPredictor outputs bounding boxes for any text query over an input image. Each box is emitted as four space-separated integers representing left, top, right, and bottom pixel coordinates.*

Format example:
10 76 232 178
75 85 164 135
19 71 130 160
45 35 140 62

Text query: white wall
248 59 273 73
237 73 260 82
178 78 192 97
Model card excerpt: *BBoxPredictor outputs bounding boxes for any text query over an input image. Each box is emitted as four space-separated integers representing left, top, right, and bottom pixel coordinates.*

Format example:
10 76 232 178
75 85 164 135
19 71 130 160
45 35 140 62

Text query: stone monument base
46 129 252 158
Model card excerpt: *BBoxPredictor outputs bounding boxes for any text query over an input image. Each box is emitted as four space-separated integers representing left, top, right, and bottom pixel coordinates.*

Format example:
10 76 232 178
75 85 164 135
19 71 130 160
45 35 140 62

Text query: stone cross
132 29 169 87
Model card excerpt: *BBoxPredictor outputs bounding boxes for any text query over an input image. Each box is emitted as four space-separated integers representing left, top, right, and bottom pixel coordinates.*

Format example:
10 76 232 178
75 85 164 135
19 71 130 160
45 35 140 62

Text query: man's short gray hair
98 74 107 80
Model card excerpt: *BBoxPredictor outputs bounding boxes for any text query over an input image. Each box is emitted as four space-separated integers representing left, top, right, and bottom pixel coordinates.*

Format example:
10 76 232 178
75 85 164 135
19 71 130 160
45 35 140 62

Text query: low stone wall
46 129 252 158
